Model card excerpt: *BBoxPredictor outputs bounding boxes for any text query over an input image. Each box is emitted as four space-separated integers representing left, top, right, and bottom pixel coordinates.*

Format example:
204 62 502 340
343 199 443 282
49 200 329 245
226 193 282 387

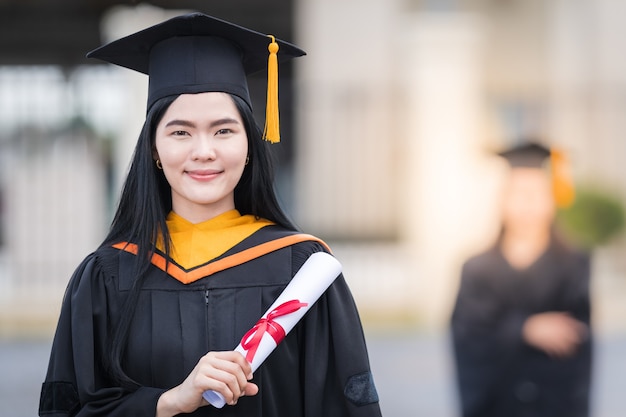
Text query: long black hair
102 92 297 388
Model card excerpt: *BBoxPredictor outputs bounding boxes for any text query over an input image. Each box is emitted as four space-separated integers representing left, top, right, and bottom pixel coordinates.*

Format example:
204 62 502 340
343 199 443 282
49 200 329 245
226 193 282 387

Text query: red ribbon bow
240 299 308 363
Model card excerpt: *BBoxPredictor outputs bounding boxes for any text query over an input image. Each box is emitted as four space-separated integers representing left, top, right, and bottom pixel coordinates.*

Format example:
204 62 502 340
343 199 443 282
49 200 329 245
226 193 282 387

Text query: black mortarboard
86 12 306 142
496 142 551 168
496 141 576 207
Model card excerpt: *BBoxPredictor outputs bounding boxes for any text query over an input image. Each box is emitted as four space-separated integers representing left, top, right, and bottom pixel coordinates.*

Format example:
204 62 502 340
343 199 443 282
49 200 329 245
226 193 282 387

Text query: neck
172 200 236 224
501 226 551 269
504 224 551 245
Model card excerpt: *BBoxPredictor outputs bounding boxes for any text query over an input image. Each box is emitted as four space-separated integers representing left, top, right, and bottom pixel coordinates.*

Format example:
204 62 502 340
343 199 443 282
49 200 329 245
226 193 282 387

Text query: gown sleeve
293 243 382 417
563 251 592 326
39 252 166 417
557 250 593 414
449 256 527 417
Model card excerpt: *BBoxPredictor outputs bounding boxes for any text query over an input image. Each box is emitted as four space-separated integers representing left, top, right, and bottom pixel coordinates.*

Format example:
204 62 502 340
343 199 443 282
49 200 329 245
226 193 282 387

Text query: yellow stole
157 210 274 269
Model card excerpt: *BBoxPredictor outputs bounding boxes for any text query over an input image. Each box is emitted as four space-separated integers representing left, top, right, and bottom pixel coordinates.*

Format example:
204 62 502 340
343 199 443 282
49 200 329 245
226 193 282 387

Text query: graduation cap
497 141 576 208
497 142 551 168
86 12 306 143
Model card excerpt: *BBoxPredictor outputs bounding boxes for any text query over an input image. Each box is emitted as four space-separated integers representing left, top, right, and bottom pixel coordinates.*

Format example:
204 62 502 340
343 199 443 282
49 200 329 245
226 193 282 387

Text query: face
154 92 248 222
501 168 556 234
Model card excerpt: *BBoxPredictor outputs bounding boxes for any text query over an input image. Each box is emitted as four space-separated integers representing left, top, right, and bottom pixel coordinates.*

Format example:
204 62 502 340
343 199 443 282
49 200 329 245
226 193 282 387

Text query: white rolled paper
202 251 342 408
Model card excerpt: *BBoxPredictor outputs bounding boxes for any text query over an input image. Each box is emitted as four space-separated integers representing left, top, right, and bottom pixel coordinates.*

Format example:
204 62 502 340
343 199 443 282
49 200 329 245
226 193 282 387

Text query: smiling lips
186 169 223 181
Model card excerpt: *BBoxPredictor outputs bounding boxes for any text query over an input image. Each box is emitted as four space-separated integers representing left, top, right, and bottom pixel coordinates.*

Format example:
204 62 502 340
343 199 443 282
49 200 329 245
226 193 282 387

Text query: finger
210 351 254 379
214 362 250 397
544 345 568 359
551 339 578 358
562 322 588 345
573 321 590 340
193 368 237 404
199 352 254 403
212 360 255 404
211 368 245 404
230 352 254 379
536 331 573 357
550 317 585 344
204 353 249 381
194 365 239 404
244 382 259 397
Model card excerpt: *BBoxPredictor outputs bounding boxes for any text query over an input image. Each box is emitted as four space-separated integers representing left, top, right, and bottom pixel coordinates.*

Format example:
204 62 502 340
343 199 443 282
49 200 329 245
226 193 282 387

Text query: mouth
185 169 223 181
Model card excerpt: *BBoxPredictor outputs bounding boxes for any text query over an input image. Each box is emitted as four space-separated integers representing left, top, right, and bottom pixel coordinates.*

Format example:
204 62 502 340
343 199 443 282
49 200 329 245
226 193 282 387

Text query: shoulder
551 235 592 271
565 247 591 269
65 246 122 290
248 225 331 254
249 225 332 274
461 247 501 278
563 248 592 282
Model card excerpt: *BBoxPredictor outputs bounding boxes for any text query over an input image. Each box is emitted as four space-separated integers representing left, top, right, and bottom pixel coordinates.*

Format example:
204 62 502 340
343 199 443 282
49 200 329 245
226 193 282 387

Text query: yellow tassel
550 148 576 208
263 35 280 143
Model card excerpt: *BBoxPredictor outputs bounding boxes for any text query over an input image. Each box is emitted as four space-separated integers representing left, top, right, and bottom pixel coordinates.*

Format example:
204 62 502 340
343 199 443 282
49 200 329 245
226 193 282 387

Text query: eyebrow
164 118 241 129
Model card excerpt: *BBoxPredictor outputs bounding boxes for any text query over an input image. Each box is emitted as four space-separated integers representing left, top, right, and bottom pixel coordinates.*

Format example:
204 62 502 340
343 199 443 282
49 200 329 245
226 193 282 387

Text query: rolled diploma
202 251 342 408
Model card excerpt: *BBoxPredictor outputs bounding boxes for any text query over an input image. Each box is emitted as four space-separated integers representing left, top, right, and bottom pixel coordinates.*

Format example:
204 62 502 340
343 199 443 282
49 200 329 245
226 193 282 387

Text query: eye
215 128 233 136
172 130 189 137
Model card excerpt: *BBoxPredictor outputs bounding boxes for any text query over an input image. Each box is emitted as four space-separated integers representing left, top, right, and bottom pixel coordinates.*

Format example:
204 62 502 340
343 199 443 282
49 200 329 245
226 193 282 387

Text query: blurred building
293 0 626 330
0 0 625 336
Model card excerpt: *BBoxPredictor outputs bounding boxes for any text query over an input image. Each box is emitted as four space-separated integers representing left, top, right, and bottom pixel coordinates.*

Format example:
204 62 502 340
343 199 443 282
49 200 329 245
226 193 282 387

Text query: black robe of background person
39 226 382 417
450 236 592 417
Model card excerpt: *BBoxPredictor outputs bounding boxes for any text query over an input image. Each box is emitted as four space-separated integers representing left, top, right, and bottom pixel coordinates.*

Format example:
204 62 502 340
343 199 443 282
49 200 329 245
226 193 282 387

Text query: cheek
227 138 249 168
502 189 533 220
534 197 556 220
502 198 524 222
503 193 555 224
155 138 185 167
160 150 186 167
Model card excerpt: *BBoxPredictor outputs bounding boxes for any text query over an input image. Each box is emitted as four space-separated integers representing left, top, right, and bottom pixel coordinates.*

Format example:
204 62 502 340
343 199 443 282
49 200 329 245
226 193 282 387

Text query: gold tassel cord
550 148 576 208
263 35 280 143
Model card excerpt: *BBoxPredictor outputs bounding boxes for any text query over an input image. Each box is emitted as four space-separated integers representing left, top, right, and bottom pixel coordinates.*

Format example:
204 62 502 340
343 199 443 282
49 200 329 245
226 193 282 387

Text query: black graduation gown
450 238 592 417
39 226 381 417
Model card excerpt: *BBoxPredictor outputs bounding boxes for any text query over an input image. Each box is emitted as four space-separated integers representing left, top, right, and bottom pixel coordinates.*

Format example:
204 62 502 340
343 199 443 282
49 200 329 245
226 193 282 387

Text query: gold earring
245 156 250 165
156 159 163 170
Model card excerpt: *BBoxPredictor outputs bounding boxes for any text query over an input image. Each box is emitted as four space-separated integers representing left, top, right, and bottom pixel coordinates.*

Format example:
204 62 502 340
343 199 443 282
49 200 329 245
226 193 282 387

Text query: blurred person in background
38 13 381 417
450 142 592 417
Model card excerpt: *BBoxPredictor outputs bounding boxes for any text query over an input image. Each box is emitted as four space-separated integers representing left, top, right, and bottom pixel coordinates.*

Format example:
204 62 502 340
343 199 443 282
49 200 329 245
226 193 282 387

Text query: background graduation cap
86 12 306 143
497 141 576 208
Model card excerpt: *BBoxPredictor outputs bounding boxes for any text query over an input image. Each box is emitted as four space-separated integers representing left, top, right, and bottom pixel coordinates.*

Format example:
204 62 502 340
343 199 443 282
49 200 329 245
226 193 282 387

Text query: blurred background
1 0 625 416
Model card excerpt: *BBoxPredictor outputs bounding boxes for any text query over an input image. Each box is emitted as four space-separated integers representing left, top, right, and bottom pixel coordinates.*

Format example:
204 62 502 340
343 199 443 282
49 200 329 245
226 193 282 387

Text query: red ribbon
240 299 308 363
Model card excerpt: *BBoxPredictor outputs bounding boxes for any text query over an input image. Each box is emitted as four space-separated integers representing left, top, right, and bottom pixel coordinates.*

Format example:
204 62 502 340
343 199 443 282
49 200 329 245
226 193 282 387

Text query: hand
522 312 589 359
156 351 259 417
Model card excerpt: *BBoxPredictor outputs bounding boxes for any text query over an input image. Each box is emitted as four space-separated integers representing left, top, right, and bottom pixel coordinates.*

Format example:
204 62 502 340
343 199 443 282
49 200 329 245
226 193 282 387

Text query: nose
191 136 216 161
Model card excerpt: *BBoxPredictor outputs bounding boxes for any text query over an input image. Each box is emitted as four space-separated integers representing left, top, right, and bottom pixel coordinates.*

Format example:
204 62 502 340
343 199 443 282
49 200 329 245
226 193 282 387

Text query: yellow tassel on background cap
550 148 576 208
263 35 280 143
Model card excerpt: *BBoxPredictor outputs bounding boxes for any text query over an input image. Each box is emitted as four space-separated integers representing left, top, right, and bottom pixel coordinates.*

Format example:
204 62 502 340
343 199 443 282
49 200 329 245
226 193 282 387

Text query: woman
450 142 592 417
39 13 381 417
